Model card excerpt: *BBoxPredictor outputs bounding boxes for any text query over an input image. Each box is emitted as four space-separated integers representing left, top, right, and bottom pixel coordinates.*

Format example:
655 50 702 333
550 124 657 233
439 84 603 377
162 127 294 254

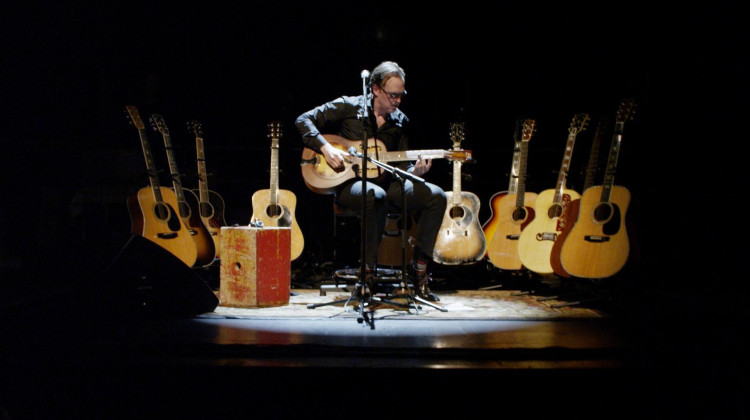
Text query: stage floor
1 273 746 419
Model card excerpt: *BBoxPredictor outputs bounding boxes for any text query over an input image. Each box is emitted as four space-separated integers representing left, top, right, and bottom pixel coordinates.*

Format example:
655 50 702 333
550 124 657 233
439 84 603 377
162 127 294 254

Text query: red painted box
219 226 291 308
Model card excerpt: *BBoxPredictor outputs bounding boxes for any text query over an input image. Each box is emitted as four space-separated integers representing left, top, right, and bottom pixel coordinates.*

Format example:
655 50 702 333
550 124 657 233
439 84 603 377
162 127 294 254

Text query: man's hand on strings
411 156 432 176
321 143 350 172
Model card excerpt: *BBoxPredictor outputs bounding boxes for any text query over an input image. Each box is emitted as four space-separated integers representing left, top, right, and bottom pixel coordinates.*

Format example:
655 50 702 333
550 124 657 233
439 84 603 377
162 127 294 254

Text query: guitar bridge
536 232 557 241
157 232 178 239
506 234 520 240
584 235 610 243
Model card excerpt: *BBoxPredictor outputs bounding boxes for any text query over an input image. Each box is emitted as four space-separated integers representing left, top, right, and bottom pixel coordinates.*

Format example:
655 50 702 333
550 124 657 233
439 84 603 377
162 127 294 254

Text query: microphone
360 69 370 80
348 146 363 158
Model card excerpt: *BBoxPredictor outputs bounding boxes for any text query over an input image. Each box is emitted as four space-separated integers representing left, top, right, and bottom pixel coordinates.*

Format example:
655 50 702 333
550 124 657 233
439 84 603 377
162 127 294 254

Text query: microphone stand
350 151 447 312
355 72 372 327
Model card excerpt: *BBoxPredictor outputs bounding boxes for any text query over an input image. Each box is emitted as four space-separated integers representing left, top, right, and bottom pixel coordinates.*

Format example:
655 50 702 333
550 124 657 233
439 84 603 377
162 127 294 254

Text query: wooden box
219 226 291 308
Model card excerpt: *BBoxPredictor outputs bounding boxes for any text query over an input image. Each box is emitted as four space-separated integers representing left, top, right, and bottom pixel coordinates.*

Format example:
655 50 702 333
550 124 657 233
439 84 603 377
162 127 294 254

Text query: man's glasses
379 87 407 100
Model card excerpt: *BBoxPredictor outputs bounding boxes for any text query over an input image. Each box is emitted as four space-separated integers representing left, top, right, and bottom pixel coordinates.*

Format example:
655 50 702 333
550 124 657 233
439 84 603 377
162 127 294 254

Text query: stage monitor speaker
103 235 219 318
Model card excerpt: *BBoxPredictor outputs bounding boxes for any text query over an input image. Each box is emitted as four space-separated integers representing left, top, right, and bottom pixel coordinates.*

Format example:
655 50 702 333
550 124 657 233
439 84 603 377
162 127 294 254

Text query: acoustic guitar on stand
300 134 471 195
433 122 487 265
484 119 538 270
189 120 227 258
250 122 305 261
517 113 589 275
151 114 216 267
124 105 198 267
550 116 608 277
559 99 635 279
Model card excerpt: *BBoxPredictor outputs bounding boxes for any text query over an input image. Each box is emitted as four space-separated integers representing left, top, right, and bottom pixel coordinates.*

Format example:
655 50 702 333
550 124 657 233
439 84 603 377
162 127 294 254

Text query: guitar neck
583 117 606 191
600 122 625 203
195 136 210 203
600 98 635 203
269 140 279 204
553 132 577 203
514 140 530 208
381 149 451 162
507 140 521 195
139 128 164 203
126 105 164 204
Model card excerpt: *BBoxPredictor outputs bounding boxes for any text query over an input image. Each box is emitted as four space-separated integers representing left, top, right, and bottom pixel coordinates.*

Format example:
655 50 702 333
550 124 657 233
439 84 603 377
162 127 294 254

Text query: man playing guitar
295 61 446 301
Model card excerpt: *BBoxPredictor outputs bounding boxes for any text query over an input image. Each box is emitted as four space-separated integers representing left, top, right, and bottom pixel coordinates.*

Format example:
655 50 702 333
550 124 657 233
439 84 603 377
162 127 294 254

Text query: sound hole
199 201 215 218
178 201 191 218
267 203 283 217
267 204 293 227
512 207 527 222
449 206 465 220
154 202 171 222
548 204 563 219
593 203 613 223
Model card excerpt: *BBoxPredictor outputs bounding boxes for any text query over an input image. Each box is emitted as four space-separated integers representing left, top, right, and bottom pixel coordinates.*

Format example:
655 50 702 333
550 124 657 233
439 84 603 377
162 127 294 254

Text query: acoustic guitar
151 114 216 267
300 134 471 194
124 105 198 267
517 113 589 275
433 123 487 265
559 99 635 279
189 120 227 258
550 116 608 277
250 122 305 261
484 119 538 270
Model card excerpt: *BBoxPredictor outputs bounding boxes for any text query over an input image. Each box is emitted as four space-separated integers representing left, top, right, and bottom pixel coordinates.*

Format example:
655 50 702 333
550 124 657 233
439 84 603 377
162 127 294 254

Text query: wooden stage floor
0 269 746 419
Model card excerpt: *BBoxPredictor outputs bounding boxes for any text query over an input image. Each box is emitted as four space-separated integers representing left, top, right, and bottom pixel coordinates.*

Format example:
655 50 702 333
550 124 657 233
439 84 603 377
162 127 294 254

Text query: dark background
1 3 744 297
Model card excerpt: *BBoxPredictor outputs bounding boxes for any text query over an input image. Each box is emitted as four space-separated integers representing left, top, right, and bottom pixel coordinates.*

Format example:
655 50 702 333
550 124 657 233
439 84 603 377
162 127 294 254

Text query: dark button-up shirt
295 94 412 175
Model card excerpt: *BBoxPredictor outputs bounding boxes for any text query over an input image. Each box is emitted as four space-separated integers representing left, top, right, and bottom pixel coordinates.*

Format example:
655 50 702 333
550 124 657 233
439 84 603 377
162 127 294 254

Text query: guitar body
300 134 470 195
300 136 387 194
560 185 630 278
250 188 304 261
179 188 217 266
485 192 538 270
194 189 227 259
433 191 487 265
127 186 198 267
517 188 580 275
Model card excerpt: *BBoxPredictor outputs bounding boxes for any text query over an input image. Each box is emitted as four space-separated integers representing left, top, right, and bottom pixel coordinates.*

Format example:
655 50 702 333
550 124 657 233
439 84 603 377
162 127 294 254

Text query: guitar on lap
300 134 471 194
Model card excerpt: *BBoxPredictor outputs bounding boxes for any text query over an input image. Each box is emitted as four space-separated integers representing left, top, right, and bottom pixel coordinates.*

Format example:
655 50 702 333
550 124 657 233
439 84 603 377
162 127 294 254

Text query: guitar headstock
268 121 282 148
449 122 465 150
568 113 590 135
616 98 637 123
521 119 536 142
150 114 169 136
188 120 203 138
125 105 145 130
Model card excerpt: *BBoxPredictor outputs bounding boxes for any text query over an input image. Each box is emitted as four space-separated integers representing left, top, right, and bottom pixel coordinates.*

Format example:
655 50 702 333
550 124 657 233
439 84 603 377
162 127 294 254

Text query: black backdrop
1 3 744 295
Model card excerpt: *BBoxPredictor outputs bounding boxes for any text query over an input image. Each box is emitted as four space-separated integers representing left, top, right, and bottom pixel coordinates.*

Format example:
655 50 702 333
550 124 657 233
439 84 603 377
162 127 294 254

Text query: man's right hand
321 143 350 172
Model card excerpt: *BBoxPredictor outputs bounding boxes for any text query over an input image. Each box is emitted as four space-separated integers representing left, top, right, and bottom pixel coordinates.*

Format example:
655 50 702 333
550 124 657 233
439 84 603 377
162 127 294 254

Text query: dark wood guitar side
250 122 305 261
151 114 216 267
124 105 198 267
559 99 635 279
189 120 227 258
433 123 487 265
